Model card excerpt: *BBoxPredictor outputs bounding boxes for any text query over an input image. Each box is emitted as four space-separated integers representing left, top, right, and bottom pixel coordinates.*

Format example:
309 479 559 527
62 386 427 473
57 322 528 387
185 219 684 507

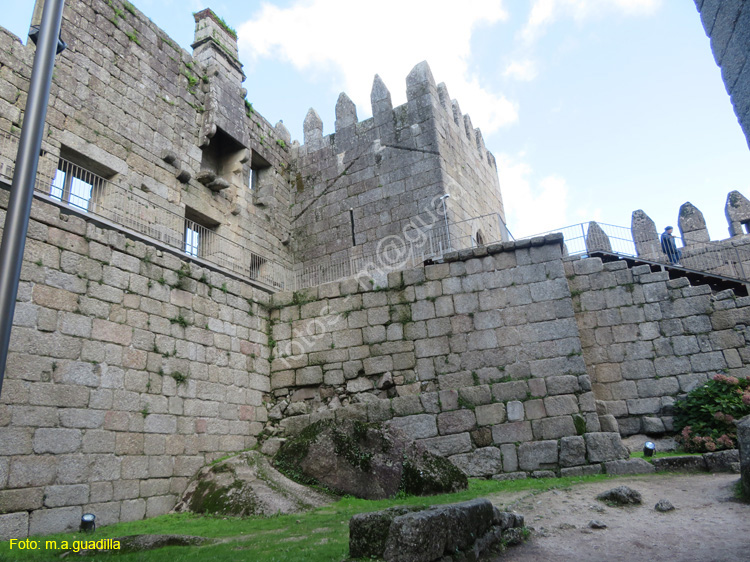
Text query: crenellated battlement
630 191 750 254
291 61 506 273
562 191 750 285
299 61 497 170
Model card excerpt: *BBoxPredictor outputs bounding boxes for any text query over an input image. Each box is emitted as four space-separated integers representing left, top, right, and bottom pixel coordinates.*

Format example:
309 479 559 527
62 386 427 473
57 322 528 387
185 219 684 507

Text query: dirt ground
484 472 750 562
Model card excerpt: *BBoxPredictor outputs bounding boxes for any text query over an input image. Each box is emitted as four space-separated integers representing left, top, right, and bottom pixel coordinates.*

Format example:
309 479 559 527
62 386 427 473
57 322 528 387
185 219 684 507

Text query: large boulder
273 419 468 499
349 499 525 562
173 451 332 516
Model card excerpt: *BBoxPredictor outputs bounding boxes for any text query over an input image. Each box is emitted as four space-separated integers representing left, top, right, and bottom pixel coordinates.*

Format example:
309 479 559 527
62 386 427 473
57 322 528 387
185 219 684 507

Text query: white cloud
498 153 570 238
504 59 538 81
237 0 517 134
521 0 662 43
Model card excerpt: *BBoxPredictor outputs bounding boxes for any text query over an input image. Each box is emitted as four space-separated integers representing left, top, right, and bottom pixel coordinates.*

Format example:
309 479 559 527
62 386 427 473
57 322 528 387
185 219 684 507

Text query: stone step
591 251 749 297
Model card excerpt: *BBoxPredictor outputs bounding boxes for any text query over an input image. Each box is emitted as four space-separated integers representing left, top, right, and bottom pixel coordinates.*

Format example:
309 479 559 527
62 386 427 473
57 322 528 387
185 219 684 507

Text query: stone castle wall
2 189 749 537
265 236 631 480
1 0 750 541
0 190 272 537
695 0 750 150
568 256 750 436
629 197 750 278
0 0 294 271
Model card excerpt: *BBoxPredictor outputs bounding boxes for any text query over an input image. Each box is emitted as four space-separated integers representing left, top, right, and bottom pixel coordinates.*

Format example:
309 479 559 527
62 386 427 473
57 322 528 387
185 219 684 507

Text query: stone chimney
192 9 244 83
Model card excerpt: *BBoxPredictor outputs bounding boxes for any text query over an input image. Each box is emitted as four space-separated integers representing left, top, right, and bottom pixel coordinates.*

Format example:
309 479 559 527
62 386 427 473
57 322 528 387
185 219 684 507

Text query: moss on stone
188 478 256 515
400 451 468 496
573 414 586 436
331 425 374 472
275 420 467 499
273 420 333 487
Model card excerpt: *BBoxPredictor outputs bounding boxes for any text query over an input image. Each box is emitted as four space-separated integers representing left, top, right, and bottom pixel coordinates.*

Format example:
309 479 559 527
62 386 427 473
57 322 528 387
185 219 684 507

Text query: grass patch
169 315 189 328
0 476 612 561
170 371 188 384
125 30 140 45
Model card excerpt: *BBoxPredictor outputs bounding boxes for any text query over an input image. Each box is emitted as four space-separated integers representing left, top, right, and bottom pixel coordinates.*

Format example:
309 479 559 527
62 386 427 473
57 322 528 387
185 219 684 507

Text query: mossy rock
273 420 467 499
174 451 332 517
400 445 468 496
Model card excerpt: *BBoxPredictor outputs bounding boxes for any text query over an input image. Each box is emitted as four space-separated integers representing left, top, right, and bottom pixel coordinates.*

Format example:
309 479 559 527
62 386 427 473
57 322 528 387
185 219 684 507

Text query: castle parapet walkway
590 250 749 297
517 221 750 287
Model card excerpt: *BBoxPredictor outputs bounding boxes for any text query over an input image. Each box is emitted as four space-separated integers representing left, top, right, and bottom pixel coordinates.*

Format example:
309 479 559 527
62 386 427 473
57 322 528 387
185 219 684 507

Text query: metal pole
441 196 451 252
0 0 66 397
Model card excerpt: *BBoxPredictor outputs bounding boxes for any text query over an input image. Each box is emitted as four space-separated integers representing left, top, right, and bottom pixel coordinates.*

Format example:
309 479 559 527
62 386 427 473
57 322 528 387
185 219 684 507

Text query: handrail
294 212 511 290
517 221 750 283
591 250 748 296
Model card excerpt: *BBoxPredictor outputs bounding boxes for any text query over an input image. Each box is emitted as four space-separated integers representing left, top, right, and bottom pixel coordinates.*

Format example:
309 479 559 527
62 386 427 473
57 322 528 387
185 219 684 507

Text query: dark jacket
660 231 678 258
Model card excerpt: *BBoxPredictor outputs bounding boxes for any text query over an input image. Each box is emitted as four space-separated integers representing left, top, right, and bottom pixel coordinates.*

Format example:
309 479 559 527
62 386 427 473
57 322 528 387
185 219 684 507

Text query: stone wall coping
443 233 564 263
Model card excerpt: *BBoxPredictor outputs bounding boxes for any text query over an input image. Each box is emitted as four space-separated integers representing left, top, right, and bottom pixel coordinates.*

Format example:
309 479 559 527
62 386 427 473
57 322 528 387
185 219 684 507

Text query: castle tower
290 61 508 273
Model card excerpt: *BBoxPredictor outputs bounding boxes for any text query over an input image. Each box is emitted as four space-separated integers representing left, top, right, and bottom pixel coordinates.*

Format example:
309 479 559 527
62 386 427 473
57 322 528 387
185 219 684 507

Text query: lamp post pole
0 0 66 398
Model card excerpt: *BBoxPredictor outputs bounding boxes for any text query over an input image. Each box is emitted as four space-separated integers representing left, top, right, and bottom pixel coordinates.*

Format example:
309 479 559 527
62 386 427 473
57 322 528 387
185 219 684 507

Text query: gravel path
485 473 749 562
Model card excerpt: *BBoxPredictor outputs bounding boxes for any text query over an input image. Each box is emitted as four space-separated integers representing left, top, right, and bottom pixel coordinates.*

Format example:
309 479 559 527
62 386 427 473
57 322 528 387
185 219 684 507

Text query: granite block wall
3 192 749 537
695 0 750 149
0 189 272 538
0 0 294 270
1 0 749 541
568 256 750 436
265 235 631 481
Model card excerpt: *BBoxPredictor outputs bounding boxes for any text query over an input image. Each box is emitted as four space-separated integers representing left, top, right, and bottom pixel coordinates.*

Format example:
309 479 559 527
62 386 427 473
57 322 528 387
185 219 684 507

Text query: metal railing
293 212 513 290
514 222 636 255
293 227 451 289
0 130 289 290
13 125 744 293
4 127 523 293
661 235 749 281
518 221 750 283
0 129 22 183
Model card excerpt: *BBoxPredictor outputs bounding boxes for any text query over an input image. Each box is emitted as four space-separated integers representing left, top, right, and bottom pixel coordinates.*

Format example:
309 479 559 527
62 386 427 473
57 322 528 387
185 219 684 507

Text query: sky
4 0 750 241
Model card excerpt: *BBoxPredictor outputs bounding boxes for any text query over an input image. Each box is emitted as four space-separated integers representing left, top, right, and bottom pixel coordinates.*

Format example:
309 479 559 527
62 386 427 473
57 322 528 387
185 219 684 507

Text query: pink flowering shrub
674 374 750 453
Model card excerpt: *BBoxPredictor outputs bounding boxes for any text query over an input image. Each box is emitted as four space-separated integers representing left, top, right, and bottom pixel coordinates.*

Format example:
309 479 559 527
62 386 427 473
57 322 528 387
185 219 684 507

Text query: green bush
673 374 750 452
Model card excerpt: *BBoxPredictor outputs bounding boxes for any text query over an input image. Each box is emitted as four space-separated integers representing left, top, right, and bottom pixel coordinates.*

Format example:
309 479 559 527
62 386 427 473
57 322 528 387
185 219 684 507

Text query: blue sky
5 0 750 240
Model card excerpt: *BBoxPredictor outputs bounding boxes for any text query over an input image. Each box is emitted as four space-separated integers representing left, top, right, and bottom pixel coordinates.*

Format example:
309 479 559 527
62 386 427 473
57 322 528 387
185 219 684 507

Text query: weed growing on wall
673 374 750 452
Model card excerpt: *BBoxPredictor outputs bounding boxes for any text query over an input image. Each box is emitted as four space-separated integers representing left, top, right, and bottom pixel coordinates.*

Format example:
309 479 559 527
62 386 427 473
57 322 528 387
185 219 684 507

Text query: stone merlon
371 74 393 118
335 92 357 131
406 60 438 103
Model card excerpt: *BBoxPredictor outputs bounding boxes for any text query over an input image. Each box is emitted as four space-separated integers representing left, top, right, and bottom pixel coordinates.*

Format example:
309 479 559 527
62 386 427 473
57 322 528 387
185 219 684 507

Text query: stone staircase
591 250 749 297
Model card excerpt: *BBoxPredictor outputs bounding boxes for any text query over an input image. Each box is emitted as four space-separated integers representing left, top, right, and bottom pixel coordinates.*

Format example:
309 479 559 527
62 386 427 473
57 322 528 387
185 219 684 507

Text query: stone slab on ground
349 498 525 562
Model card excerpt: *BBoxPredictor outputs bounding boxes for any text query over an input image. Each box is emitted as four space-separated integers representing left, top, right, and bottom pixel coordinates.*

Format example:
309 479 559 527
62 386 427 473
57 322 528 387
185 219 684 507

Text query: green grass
0 475 613 562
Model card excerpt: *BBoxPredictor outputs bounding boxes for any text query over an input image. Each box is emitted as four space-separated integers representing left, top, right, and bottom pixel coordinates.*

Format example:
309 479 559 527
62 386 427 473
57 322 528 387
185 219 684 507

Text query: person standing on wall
660 226 682 265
